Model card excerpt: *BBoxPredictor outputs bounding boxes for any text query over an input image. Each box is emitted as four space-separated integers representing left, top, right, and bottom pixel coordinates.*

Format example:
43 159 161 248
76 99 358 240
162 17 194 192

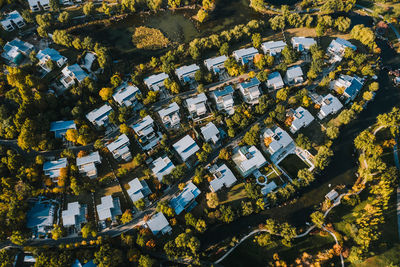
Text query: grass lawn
218 183 248 208
297 120 326 150
278 154 309 179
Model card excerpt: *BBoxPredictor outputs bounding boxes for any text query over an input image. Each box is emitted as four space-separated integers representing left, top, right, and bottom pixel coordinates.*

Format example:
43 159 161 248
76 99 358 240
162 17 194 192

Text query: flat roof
173 135 200 161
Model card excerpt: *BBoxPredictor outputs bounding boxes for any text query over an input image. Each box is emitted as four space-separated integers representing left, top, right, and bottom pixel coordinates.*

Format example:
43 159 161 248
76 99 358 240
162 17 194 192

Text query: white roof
325 189 339 201
264 127 294 155
62 202 80 227
261 181 277 195
126 178 145 202
76 151 101 167
286 65 303 79
131 115 154 133
328 38 356 53
158 102 180 118
233 47 258 59
144 72 169 87
86 104 112 123
173 135 200 162
320 94 343 117
204 55 228 70
267 72 284 88
185 93 207 111
291 107 314 132
107 134 129 152
152 156 175 182
146 212 172 235
175 64 200 78
234 146 267 174
292 37 316 49
112 82 140 106
96 195 121 221
209 164 237 192
201 122 219 143
261 40 286 52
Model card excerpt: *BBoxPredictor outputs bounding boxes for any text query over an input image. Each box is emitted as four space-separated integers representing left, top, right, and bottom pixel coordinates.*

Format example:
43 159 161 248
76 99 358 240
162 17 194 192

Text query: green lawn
278 154 309 179
218 183 248 208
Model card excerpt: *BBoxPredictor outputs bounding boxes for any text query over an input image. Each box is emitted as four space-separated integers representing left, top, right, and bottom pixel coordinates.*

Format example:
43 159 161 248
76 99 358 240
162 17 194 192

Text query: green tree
244 183 261 199
219 205 235 223
139 255 156 267
81 222 97 239
206 192 219 209
243 124 260 146
254 232 272 247
83 2 95 16
220 42 229 56
147 0 163 12
197 9 208 23
94 244 123 267
241 201 254 216
58 11 70 25
310 211 325 228
252 33 261 48
51 224 64 240
326 126 339 140
281 45 296 64
295 134 312 150
314 145 333 170
121 209 134 223
156 200 175 217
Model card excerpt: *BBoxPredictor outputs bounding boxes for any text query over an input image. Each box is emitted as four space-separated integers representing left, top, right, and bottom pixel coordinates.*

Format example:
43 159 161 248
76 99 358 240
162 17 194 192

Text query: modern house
60 64 88 88
50 120 76 139
285 65 304 85
185 93 209 119
331 74 364 102
126 178 152 203
232 146 267 178
36 48 67 72
173 135 200 162
144 72 169 91
209 164 237 192
289 107 315 133
317 94 344 119
0 11 25 31
201 122 220 144
175 64 200 83
158 102 181 129
327 38 357 62
86 104 113 128
261 41 287 56
106 134 132 161
112 82 141 108
151 155 175 182
146 212 172 235
2 38 34 65
238 78 261 104
28 0 50 12
263 127 295 163
76 151 101 179
80 52 96 72
170 182 201 215
291 37 316 52
204 55 228 74
43 158 68 181
26 198 57 238
212 85 235 114
232 47 258 65
62 202 87 230
96 195 122 222
266 71 284 90
131 115 161 151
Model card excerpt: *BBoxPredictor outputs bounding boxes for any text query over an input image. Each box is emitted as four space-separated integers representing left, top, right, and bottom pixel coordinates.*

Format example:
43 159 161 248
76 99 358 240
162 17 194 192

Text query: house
50 120 76 138
289 107 315 133
232 146 267 178
317 94 344 119
106 134 132 161
76 151 101 179
126 178 152 203
173 135 200 162
43 158 68 181
204 55 228 74
201 122 220 144
175 64 200 83
144 72 169 91
285 65 304 85
151 155 175 182
170 182 201 215
2 38 34 65
232 47 258 65
96 195 122 222
112 82 140 108
36 48 67 72
28 0 50 12
261 41 286 56
327 38 356 62
266 71 284 90
325 189 339 201
212 85 235 114
61 202 87 229
238 78 261 104
331 74 364 102
26 198 57 238
146 212 172 235
158 102 180 129
261 181 277 196
81 52 96 72
185 93 209 119
263 127 295 163
131 115 161 151
60 64 88 88
86 104 113 128
1 11 25 31
209 164 237 192
291 37 316 52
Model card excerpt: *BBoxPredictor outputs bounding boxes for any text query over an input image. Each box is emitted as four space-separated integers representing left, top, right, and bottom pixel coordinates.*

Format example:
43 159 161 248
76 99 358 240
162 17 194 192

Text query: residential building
81 52 96 72
146 212 172 235
151 155 175 182
175 64 200 83
43 158 68 181
327 38 357 62
201 122 220 144
261 181 277 196
61 202 87 229
2 38 34 65
170 182 201 215
0 11 25 31
285 65 304 85
266 71 284 90
173 135 200 162
126 178 152 203
86 104 113 128
28 0 50 12
212 85 235 114
261 41 286 56
232 47 258 65
331 74 364 102
144 72 169 91
263 127 295 163
96 195 122 222
36 48 67 72
50 120 76 139
158 102 180 129
317 94 344 119
238 78 261 104
131 115 161 151
232 146 267 178
209 164 237 192
112 82 140 108
289 107 315 133
60 64 88 88
76 151 101 179
291 37 316 52
26 198 57 238
204 55 228 74
106 134 132 161
185 93 209 119
325 189 339 201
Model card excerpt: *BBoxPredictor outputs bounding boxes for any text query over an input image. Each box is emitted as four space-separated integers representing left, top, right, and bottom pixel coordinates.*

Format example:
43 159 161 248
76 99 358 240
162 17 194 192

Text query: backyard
278 154 310 179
